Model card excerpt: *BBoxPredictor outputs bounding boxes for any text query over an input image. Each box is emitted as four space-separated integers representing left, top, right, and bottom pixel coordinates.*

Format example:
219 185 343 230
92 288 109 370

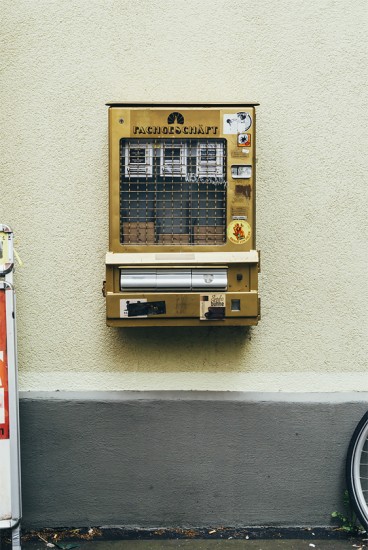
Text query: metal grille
120 138 227 245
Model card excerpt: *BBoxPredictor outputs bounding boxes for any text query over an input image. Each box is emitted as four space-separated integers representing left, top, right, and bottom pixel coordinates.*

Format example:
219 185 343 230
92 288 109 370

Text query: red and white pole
0 288 10 441
0 284 11 522
0 226 21 549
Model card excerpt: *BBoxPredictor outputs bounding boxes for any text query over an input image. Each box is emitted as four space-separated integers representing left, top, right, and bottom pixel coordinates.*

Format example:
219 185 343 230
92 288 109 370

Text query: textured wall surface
1 0 367 391
19 391 368 528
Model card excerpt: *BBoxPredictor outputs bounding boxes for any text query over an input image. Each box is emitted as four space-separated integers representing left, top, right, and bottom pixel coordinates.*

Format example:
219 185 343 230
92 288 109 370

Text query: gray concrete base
19 392 368 529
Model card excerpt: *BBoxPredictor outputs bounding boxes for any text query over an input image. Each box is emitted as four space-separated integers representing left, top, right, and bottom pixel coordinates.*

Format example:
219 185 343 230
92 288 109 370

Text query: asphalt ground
2 528 367 550
10 539 368 549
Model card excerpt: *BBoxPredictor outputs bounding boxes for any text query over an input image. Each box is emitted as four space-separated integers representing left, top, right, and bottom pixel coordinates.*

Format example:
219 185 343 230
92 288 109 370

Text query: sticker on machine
223 112 252 134
0 233 9 267
200 294 226 321
227 220 251 244
120 299 147 318
237 133 251 147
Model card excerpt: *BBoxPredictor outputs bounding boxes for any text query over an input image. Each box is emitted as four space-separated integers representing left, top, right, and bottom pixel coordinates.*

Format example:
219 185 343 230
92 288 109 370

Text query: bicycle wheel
346 411 368 530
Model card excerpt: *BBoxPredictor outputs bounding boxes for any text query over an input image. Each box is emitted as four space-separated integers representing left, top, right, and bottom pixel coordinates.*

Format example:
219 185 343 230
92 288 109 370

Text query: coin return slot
231 299 241 311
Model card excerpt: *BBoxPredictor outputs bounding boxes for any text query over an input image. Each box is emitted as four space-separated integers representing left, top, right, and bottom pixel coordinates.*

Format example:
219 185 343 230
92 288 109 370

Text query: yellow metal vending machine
104 103 260 326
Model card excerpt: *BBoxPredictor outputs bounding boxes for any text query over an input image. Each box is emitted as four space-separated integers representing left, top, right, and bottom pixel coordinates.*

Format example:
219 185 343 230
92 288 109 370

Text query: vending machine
104 103 260 326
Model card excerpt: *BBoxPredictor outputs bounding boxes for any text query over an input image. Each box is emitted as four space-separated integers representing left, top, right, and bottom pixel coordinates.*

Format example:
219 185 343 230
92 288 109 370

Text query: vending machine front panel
105 103 260 326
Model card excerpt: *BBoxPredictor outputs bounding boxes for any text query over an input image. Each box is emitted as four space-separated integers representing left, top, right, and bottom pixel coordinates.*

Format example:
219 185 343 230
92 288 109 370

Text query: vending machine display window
120 138 227 246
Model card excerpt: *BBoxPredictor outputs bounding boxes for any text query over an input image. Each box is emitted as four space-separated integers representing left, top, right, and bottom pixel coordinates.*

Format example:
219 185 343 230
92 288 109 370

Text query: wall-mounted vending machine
104 103 260 326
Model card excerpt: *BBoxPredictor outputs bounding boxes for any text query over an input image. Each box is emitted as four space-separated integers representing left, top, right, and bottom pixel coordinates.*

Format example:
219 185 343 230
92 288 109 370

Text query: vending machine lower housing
105 251 260 327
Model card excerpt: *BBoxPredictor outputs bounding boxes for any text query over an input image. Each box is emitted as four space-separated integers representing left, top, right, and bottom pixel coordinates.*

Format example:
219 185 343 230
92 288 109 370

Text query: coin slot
231 299 241 311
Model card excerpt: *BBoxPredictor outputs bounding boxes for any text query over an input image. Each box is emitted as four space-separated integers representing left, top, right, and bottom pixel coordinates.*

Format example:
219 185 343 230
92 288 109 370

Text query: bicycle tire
346 410 368 530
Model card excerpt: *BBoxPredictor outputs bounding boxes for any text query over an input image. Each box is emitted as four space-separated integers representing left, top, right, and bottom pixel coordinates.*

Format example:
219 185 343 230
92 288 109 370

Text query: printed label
120 299 147 318
223 112 252 134
231 165 252 179
227 220 251 244
200 294 226 320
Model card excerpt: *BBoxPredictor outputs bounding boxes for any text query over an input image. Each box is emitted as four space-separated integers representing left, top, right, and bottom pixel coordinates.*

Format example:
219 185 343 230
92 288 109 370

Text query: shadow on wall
107 325 255 372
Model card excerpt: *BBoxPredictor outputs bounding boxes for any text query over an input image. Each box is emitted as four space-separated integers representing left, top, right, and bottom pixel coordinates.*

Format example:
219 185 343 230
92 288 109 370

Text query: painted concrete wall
19 392 368 528
1 0 367 392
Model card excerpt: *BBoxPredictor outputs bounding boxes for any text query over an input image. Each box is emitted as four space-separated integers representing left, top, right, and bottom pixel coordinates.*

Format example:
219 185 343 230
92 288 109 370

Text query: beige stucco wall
1 0 367 391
